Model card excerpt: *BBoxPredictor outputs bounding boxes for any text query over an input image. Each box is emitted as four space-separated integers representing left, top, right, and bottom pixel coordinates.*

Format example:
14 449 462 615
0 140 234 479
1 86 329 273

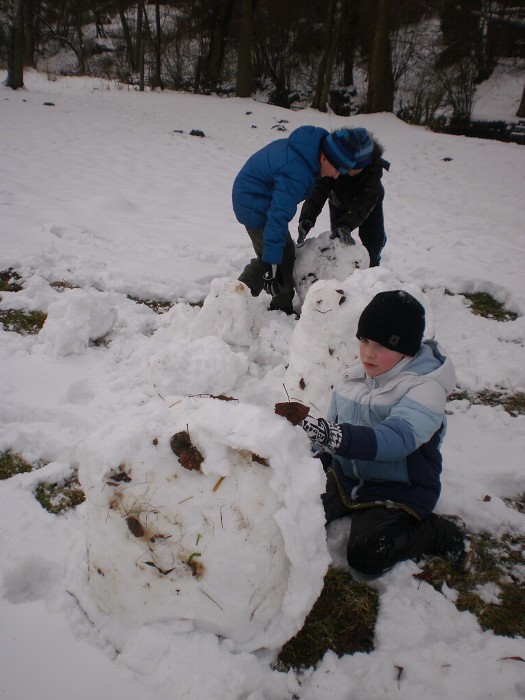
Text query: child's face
359 338 406 377
319 154 341 179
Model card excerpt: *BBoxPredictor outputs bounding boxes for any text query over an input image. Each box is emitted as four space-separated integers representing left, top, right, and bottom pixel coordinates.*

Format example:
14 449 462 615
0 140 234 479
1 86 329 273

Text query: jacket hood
403 340 456 394
344 339 456 395
288 125 329 172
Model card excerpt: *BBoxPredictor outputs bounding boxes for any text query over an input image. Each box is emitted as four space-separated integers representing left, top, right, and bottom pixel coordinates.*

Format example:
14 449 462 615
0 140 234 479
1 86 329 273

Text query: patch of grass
0 308 47 334
448 389 525 416
415 531 525 638
127 295 174 314
503 492 525 515
50 280 79 290
461 292 517 321
0 268 23 293
35 472 85 514
1 269 47 333
276 566 379 671
0 451 34 479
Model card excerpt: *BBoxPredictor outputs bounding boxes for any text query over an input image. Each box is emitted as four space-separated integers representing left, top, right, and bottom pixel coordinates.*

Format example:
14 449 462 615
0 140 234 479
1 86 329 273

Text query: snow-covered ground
1 67 524 700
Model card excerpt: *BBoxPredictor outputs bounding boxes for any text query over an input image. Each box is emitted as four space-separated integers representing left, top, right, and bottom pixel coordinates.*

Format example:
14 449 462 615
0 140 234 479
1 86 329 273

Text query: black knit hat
356 290 425 356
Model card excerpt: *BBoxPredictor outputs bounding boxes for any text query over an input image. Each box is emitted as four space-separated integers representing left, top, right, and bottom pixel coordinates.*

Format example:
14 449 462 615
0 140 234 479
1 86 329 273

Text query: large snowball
77 398 330 652
293 230 369 305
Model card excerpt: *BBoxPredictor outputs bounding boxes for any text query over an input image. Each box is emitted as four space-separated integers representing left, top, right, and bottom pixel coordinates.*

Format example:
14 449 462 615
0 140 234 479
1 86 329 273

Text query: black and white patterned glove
300 415 343 453
262 263 282 296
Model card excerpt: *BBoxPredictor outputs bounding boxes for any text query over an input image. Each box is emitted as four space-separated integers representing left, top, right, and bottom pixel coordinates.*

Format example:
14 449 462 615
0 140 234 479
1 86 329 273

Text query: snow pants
323 469 462 577
238 225 296 313
329 202 386 267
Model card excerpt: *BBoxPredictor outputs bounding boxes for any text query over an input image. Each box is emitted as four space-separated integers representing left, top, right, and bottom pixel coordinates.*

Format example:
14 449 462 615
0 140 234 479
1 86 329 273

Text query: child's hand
297 219 313 246
262 263 282 296
300 416 343 453
330 226 355 245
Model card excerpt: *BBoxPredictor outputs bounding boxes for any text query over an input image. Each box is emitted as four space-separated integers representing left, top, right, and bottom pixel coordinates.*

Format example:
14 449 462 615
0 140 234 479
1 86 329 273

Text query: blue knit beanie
321 127 374 173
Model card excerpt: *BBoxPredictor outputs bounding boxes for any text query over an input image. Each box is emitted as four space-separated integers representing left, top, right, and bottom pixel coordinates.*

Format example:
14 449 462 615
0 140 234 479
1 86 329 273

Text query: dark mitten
297 219 314 247
330 226 355 245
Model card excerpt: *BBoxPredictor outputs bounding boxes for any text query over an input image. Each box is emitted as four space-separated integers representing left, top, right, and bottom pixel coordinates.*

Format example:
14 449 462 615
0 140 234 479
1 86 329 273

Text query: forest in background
1 0 525 134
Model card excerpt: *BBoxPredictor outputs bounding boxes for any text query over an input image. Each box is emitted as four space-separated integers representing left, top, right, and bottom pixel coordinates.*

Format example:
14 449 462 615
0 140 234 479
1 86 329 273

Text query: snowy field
1 68 525 700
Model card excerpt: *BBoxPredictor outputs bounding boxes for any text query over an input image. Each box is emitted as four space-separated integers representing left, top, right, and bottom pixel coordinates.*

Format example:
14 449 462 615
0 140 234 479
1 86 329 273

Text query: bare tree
71 0 86 74
152 0 163 89
23 0 38 67
340 0 360 87
311 0 352 112
4 0 25 88
517 81 525 119
202 0 234 90
236 0 256 97
117 0 136 72
252 0 302 107
365 0 394 113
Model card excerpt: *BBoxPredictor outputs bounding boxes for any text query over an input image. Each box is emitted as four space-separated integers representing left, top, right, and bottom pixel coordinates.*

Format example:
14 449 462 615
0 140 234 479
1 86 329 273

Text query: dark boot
425 514 475 573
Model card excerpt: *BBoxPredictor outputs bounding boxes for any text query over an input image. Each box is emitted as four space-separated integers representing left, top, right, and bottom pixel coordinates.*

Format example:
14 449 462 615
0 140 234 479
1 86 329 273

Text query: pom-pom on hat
321 127 374 174
356 290 425 357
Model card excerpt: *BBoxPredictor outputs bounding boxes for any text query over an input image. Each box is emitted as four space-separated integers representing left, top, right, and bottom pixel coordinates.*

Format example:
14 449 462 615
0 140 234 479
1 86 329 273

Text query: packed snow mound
286 269 433 415
147 335 249 397
189 277 261 347
77 398 330 653
293 230 369 304
36 287 117 357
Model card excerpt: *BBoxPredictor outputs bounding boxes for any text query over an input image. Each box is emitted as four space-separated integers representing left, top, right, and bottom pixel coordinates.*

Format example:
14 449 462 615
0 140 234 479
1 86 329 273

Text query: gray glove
330 226 355 245
297 219 314 247
300 415 343 453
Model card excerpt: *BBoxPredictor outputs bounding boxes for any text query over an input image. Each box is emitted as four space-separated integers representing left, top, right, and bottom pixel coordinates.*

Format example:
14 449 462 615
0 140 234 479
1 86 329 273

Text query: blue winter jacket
327 340 457 519
232 125 328 264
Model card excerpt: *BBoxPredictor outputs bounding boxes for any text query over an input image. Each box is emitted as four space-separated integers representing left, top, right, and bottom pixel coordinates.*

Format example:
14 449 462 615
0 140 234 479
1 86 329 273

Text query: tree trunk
6 0 25 89
153 0 164 89
118 0 136 72
23 0 36 67
73 0 86 74
136 0 143 70
341 0 359 86
236 0 255 97
312 0 352 112
136 0 144 90
517 81 525 118
312 0 337 111
204 0 234 90
366 0 394 113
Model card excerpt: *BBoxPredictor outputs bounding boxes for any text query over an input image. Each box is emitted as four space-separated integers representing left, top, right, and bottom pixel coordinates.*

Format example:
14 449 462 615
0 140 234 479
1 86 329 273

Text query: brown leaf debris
274 401 310 426
170 430 204 471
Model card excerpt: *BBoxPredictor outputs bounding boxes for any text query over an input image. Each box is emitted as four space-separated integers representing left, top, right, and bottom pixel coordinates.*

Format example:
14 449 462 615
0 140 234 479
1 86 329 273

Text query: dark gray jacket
299 141 389 232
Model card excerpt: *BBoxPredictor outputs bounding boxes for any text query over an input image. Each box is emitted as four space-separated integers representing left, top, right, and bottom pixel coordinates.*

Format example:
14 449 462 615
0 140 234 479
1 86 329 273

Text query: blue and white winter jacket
327 340 457 519
232 125 328 264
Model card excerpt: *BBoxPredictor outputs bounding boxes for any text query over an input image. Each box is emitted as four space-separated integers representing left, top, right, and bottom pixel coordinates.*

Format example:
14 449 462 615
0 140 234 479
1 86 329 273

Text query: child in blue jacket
232 126 374 314
300 290 472 576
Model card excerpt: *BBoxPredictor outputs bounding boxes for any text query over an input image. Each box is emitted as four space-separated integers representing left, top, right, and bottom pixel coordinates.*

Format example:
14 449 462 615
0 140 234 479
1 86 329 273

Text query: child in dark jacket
298 131 389 267
232 126 375 314
300 290 472 576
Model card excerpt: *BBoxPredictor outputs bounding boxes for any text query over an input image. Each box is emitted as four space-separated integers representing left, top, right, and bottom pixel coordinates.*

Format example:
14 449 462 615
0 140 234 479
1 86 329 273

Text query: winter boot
429 514 475 573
